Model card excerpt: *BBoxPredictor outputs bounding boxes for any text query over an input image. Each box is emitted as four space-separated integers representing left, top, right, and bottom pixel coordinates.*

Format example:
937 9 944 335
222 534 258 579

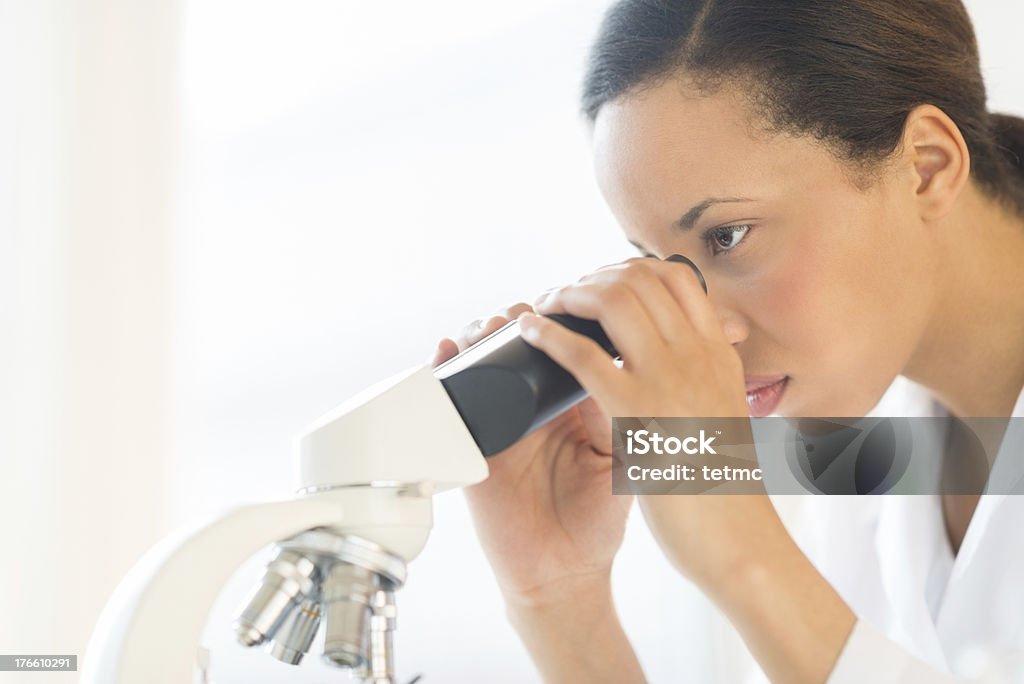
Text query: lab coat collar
872 382 1024 672
873 493 953 669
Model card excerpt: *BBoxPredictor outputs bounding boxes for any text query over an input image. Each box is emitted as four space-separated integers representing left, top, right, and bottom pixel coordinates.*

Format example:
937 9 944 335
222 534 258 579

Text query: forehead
590 78 841 225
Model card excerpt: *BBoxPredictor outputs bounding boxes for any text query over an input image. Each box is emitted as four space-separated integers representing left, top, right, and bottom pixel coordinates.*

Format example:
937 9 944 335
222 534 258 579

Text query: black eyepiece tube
432 313 618 457
433 255 706 457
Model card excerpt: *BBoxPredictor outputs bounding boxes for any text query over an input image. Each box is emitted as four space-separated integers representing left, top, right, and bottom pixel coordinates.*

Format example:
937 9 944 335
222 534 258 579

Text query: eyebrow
676 196 754 230
627 196 755 254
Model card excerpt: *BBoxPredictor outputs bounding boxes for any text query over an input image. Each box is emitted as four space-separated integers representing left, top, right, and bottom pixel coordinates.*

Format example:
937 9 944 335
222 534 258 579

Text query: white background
1 1 1022 682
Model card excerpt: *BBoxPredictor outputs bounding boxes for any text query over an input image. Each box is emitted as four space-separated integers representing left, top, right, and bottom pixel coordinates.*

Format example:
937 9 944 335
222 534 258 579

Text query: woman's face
590 77 941 417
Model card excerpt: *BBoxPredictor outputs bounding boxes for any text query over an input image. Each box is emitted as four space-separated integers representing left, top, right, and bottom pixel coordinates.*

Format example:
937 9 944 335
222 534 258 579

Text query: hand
431 303 634 608
522 256 749 419
520 256 758 585
515 258 857 683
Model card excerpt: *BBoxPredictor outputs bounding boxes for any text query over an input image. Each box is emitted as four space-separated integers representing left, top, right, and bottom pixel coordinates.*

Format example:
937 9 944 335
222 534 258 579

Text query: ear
900 104 971 221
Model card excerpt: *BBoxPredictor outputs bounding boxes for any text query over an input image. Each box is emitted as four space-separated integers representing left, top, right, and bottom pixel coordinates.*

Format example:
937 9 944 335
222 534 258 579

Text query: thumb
577 396 613 456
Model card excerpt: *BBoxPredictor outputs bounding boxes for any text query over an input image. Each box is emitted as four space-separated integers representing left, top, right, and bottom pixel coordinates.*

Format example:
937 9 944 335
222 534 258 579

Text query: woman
432 1 1024 681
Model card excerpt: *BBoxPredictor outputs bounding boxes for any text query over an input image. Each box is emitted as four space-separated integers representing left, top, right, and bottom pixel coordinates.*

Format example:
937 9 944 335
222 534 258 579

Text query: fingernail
518 312 539 336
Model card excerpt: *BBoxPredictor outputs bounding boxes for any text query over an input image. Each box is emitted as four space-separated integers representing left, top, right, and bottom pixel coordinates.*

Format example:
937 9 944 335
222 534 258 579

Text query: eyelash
701 224 752 258
636 223 754 259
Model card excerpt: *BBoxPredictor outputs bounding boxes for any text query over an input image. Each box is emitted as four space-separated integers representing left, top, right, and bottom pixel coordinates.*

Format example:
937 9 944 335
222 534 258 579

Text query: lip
744 374 789 392
746 376 789 418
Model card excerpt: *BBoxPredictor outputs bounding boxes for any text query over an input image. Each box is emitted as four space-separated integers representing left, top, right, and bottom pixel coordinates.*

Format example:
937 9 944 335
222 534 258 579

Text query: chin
780 384 877 418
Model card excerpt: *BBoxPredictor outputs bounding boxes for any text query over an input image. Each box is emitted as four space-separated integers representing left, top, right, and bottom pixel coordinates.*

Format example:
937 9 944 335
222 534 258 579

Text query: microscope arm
81 497 348 683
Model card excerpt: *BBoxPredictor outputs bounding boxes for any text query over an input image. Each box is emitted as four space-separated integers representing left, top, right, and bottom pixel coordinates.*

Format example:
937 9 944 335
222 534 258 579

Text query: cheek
744 216 907 414
742 222 844 353
749 247 840 354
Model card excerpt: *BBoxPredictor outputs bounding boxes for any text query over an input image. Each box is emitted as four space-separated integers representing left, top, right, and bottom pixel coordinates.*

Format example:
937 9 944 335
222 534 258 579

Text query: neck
902 185 1024 418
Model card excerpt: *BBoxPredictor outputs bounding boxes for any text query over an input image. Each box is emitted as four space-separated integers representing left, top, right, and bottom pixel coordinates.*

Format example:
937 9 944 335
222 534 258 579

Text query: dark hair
581 0 1024 216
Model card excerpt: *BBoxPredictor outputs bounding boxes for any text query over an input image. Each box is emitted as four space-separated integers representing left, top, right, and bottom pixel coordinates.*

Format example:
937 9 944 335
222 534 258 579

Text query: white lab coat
804 381 1024 682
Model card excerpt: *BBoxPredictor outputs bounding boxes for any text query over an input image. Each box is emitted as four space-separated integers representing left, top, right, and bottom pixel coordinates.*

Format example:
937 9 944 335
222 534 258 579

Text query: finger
532 279 665 362
455 318 485 349
532 286 560 309
653 256 725 341
455 314 506 351
430 337 460 368
500 302 535 319
664 254 708 295
576 396 613 456
473 314 512 343
572 259 697 345
517 311 620 401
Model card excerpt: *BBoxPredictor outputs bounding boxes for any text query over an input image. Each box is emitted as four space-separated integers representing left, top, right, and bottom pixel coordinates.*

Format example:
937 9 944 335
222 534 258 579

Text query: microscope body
82 313 619 682
81 364 488 683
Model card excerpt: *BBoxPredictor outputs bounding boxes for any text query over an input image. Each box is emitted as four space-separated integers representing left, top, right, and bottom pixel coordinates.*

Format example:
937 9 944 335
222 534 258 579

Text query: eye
703 224 752 257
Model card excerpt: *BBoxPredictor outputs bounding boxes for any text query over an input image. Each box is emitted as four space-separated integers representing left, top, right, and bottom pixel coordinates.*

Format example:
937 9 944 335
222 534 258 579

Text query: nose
666 253 745 344
716 305 749 346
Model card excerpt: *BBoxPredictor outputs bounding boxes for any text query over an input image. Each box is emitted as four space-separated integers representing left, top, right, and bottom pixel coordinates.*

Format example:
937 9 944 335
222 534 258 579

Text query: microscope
81 312 620 683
